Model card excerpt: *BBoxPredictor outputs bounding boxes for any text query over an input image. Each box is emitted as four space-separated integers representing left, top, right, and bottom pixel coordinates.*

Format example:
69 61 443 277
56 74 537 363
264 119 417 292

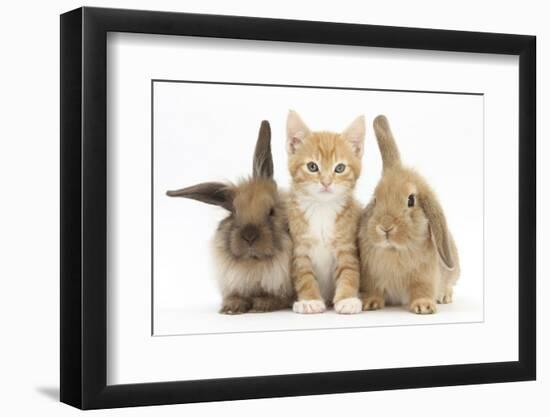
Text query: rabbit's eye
307 162 319 172
269 208 275 217
408 194 415 207
334 163 346 173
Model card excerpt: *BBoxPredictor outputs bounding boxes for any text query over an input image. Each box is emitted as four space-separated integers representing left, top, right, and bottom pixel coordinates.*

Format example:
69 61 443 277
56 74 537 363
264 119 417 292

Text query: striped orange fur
286 110 365 314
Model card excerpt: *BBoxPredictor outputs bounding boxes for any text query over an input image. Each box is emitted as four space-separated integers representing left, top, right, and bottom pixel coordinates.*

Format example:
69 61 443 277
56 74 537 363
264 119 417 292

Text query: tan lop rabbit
167 121 294 314
358 115 460 314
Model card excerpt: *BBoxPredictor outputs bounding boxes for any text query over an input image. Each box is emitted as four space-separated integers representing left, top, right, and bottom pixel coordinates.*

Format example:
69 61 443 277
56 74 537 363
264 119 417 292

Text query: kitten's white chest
300 197 344 301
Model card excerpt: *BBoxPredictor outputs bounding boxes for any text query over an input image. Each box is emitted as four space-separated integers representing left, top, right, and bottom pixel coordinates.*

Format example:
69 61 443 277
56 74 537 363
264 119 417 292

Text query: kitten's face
286 111 365 200
288 132 360 200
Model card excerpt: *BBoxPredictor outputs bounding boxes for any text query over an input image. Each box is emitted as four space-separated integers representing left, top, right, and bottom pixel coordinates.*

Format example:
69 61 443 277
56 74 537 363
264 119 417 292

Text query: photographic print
61 7 535 408
152 80 484 336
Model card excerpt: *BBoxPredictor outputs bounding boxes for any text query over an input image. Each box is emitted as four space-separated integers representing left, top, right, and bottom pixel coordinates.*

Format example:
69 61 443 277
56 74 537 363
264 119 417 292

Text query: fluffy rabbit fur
358 115 460 314
167 121 294 314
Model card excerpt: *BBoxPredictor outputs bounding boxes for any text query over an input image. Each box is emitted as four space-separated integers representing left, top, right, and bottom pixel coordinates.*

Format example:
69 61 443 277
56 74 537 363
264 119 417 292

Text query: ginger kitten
286 110 365 314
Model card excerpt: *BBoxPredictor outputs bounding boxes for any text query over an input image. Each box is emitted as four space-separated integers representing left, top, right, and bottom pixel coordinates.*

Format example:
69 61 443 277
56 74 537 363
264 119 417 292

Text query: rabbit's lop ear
253 120 274 179
286 110 310 154
419 193 455 270
166 182 234 211
373 115 401 172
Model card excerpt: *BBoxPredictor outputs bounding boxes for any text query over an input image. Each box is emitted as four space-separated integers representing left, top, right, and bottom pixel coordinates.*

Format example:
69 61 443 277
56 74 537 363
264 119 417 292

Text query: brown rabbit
358 115 460 314
167 121 294 314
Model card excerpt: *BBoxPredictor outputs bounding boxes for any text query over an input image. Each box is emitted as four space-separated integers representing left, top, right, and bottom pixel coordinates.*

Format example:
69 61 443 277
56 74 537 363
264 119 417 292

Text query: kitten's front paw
293 299 326 314
220 298 251 315
334 297 362 314
362 295 385 311
410 298 437 314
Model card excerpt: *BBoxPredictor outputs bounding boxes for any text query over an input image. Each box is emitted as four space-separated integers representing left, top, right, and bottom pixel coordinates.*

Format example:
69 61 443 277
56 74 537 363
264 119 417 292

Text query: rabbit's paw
362 295 385 311
334 297 362 314
293 299 326 314
220 297 251 314
437 288 453 304
250 296 289 312
410 298 437 314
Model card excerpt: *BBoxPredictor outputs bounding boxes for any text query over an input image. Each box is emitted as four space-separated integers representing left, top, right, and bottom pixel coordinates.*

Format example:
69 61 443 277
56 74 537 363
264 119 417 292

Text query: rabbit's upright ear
373 115 401 172
419 193 454 270
167 182 234 211
253 120 274 179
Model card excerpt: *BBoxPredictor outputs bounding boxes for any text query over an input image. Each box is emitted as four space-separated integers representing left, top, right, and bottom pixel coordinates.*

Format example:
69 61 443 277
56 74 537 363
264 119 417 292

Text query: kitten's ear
286 110 310 154
342 115 366 158
166 182 234 212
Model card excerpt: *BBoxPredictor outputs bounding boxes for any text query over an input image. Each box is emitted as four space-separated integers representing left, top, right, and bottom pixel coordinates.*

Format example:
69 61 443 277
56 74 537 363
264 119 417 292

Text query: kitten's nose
321 178 332 188
241 224 259 245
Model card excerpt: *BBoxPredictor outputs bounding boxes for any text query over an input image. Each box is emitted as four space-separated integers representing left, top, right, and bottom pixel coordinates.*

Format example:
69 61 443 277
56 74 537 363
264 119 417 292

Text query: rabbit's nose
380 225 394 233
379 216 395 233
241 224 260 245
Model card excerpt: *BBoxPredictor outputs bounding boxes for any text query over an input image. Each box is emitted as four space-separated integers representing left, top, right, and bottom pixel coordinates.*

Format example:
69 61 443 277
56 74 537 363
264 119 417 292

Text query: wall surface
0 0 545 415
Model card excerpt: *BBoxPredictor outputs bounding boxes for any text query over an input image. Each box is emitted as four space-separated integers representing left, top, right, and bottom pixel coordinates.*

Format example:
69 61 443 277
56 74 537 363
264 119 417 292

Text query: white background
153 81 485 335
0 0 546 416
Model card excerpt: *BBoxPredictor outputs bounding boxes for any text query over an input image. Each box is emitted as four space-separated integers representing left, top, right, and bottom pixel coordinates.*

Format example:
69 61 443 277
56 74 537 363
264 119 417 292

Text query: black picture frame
60 6 536 410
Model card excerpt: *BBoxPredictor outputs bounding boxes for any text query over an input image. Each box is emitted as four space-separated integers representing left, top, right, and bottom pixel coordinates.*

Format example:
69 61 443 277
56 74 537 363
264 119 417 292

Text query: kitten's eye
334 163 346 174
306 162 319 172
269 208 275 217
408 194 415 207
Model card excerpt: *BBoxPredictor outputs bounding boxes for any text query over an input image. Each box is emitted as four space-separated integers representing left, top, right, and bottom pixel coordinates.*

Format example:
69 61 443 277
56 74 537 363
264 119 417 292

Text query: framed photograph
60 6 536 409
